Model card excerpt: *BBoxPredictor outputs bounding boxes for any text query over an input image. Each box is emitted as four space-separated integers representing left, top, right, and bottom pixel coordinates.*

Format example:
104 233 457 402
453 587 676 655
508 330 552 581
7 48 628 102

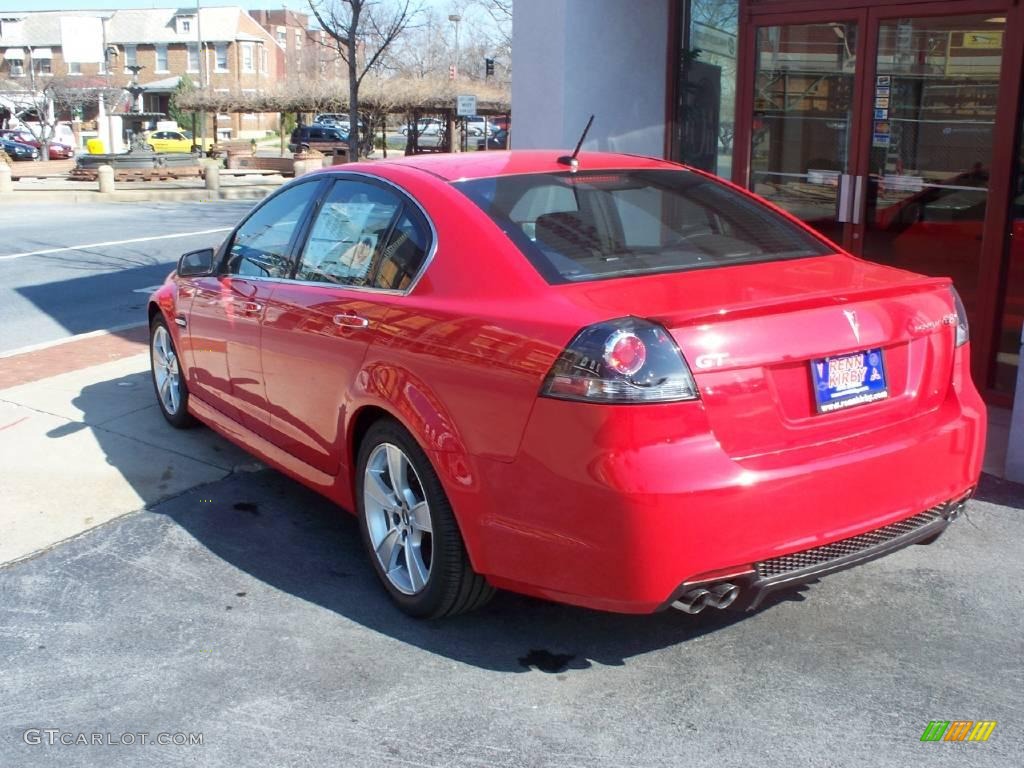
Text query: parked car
289 124 349 153
148 151 984 619
145 129 204 153
401 118 443 136
476 128 508 150
0 129 73 159
0 137 39 160
314 113 365 132
464 116 501 137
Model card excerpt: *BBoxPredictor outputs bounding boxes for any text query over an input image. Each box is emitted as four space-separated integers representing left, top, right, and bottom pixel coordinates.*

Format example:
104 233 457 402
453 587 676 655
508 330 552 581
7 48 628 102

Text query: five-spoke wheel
363 442 434 595
356 419 494 617
150 317 194 428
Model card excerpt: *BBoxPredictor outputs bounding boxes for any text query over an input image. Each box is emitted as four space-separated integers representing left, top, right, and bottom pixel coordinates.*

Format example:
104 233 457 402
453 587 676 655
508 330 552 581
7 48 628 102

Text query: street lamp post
448 14 462 152
448 14 461 79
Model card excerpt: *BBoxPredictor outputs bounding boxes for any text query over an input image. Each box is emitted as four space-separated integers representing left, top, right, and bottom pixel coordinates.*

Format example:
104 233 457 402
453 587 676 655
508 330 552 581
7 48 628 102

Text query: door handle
333 312 370 329
237 301 263 314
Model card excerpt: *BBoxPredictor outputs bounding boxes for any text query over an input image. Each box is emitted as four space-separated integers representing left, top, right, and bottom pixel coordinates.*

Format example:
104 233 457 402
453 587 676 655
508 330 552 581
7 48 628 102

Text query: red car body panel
150 151 986 613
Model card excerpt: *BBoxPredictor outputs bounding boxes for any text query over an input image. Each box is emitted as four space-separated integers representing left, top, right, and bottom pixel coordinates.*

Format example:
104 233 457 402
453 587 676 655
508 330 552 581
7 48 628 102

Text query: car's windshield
454 169 833 283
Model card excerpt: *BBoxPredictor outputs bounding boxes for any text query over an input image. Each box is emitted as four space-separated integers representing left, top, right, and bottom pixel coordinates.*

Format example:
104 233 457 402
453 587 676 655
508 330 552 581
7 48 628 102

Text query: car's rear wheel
150 317 195 429
356 419 493 618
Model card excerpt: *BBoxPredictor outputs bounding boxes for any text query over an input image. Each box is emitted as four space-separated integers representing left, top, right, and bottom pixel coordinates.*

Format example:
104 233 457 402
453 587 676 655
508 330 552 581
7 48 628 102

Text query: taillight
541 318 699 403
950 287 969 347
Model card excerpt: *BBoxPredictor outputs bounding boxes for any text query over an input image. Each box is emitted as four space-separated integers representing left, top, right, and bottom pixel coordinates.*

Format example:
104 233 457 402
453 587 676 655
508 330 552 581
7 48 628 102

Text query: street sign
456 94 477 117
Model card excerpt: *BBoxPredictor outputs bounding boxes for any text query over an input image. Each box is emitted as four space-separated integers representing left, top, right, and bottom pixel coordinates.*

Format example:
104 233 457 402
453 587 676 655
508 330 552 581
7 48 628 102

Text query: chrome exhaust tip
671 588 710 614
706 582 739 610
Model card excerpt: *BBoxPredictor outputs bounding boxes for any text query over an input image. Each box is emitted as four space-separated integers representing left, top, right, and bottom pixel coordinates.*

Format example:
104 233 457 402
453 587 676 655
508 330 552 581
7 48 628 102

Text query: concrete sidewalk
0 331 258 564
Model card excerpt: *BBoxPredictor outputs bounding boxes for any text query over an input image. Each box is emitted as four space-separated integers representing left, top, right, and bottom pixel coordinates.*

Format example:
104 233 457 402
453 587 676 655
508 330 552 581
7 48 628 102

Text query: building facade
0 6 284 138
250 9 344 82
514 0 1024 415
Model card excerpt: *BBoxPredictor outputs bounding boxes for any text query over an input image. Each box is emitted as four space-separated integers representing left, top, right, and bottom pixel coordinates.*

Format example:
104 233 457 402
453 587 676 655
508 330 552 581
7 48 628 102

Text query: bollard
292 159 308 177
0 163 12 194
97 164 115 194
204 161 220 195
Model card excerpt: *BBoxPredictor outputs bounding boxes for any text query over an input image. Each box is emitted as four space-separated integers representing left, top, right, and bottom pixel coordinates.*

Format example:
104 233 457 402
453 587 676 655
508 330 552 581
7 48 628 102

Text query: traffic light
485 58 495 77
448 64 456 80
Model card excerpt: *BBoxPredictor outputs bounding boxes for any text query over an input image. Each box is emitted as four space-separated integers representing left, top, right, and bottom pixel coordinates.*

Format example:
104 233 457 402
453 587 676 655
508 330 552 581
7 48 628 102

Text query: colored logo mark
920 721 997 742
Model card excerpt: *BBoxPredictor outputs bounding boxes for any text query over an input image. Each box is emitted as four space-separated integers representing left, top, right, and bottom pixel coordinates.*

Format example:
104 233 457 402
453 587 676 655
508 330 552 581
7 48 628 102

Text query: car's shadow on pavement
61 370 802 674
152 466 795 674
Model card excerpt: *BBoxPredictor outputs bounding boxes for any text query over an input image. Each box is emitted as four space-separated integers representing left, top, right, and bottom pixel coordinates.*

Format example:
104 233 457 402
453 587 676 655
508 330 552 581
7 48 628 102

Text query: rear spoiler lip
645 273 953 329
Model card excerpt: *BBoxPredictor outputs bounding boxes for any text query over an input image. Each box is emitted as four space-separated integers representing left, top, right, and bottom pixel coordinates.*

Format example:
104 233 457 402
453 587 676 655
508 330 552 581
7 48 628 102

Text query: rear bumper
663 492 970 612
459 375 985 614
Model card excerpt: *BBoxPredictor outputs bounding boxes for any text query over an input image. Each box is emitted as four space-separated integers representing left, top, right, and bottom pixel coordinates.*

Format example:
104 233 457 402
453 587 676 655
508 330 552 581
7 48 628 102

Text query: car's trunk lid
559 255 957 458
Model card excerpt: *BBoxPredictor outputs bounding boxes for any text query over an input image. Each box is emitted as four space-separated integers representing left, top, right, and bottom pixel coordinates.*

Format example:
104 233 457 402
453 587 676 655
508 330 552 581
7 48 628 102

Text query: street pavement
0 199 1021 767
0 201 254 354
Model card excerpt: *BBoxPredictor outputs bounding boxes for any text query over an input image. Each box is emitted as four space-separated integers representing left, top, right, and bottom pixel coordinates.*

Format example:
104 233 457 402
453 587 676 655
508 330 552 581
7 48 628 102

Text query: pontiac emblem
843 309 861 343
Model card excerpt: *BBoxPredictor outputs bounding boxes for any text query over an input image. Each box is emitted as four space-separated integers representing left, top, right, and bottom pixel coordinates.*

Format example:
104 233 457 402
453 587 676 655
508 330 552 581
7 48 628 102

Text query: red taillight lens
604 331 646 376
541 318 699 404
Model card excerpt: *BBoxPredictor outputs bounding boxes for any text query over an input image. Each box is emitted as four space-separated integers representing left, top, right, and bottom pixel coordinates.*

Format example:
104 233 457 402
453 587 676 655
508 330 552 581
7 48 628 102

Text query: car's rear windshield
453 169 832 284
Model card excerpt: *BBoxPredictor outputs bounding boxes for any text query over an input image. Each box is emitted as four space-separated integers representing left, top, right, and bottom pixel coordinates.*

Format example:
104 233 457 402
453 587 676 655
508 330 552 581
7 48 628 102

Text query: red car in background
148 151 985 619
0 129 74 159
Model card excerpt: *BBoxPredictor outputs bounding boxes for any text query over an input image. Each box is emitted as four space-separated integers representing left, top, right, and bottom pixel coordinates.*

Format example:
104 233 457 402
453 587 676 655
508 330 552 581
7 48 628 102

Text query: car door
148 131 168 152
260 176 432 475
186 179 325 431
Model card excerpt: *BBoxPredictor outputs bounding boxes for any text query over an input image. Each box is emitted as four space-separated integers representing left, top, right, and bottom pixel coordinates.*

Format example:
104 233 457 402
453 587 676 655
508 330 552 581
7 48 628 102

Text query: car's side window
295 180 402 287
371 209 430 291
224 182 321 278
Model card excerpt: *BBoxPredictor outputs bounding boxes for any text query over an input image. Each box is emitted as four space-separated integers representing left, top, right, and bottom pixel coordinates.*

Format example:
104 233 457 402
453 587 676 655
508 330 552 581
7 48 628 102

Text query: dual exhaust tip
671 582 740 614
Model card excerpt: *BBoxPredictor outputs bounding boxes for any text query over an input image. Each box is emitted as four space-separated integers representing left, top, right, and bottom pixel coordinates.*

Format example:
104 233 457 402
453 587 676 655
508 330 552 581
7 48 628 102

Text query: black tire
356 418 494 618
149 316 196 429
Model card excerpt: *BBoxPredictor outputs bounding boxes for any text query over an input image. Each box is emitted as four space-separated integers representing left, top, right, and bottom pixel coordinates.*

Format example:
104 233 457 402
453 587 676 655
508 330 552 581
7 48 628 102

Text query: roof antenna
558 114 594 170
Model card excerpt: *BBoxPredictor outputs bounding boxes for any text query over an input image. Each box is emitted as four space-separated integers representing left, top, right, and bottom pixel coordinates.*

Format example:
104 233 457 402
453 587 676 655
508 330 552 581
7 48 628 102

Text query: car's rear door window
296 180 403 286
454 169 832 283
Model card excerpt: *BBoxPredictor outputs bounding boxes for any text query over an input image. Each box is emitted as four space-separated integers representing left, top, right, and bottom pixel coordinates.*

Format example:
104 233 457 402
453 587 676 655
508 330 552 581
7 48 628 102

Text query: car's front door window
296 180 402 286
224 182 321 278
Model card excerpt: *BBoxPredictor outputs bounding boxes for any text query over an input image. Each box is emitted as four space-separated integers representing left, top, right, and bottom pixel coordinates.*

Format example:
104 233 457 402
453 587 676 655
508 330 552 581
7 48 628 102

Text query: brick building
250 8 344 81
0 6 284 138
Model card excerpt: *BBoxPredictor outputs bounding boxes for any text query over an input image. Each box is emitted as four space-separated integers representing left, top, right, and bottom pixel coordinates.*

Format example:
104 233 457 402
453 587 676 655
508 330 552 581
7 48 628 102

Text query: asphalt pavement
1 467 1021 767
0 201 254 354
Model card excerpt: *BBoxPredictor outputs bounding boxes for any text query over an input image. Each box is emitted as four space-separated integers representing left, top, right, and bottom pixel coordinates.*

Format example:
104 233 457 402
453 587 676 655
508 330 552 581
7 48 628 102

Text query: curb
0 183 283 205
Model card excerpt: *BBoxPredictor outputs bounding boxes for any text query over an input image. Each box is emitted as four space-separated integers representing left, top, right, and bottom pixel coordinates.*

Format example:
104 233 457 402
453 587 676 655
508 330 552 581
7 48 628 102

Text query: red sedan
148 151 985 618
0 129 74 159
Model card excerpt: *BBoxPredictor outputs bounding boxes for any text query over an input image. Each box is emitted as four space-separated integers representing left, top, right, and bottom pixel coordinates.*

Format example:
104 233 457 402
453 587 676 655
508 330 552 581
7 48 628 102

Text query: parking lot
1 201 1021 768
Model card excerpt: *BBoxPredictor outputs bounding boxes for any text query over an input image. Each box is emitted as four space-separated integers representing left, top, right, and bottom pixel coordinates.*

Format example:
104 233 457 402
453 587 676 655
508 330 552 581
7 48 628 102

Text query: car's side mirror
177 247 216 277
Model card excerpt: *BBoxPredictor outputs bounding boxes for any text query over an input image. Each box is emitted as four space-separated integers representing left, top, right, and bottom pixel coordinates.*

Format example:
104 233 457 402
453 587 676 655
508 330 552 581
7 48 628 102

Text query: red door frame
734 0 1024 401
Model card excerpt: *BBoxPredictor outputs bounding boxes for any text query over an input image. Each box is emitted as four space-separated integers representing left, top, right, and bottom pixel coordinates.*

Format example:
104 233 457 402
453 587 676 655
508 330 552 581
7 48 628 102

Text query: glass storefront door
862 15 1004 342
741 3 1018 400
749 20 861 246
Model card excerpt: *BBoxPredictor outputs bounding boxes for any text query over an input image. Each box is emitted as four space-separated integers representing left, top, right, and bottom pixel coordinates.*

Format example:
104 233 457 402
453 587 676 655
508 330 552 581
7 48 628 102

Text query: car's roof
346 150 679 183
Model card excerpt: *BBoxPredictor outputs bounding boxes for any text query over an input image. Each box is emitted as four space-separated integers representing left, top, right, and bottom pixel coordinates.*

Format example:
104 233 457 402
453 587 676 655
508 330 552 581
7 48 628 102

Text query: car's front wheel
150 317 195 429
356 419 493 618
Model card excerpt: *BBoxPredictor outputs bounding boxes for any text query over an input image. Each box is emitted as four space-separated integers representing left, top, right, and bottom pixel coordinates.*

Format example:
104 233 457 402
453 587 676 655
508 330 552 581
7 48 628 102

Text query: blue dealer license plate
811 348 888 414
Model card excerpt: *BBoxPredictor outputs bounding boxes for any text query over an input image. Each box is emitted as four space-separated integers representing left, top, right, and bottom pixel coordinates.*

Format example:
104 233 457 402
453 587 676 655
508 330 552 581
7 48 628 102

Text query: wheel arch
345 377 485 572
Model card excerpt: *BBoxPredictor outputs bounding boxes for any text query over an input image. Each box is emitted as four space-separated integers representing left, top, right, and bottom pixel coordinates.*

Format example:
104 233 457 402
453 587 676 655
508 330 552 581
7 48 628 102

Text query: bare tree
308 0 420 158
479 0 511 53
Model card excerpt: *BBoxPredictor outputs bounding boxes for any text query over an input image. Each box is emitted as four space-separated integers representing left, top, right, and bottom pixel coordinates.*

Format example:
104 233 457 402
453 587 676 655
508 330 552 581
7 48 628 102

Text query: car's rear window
453 169 832 283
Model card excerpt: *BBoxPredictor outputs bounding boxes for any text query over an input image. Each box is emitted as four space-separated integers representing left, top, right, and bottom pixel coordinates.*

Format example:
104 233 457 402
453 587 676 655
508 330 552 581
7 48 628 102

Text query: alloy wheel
363 442 433 595
151 325 182 416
